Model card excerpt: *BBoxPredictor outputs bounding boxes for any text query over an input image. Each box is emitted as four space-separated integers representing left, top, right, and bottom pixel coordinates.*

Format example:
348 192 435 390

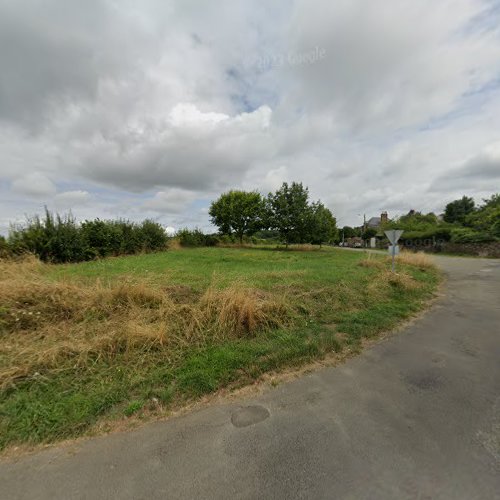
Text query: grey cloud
0 1 135 129
1 0 500 231
430 142 500 192
69 105 276 192
54 190 91 208
143 189 197 214
11 172 56 197
280 0 500 132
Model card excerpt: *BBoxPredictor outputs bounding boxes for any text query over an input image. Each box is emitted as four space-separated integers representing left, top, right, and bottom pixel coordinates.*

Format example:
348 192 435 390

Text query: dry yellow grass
394 251 435 270
166 238 182 250
0 257 294 389
380 269 421 291
358 254 384 268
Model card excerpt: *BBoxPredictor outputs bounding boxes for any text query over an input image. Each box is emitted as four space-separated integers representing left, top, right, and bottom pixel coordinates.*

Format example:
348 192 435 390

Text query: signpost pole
385 230 404 273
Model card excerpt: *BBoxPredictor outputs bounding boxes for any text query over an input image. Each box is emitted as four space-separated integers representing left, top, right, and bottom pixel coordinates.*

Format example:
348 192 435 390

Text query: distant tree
308 202 337 246
341 226 358 239
387 211 440 232
362 227 377 241
481 193 500 210
209 190 265 243
267 182 310 247
465 193 500 237
443 196 475 224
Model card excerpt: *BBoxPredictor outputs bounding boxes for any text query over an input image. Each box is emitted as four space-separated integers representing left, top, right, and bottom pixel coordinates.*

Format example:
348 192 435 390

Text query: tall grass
0 257 294 389
0 248 440 450
395 251 435 269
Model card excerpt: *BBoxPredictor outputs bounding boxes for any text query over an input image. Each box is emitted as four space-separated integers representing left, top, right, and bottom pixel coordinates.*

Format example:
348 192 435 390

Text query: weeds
0 259 294 389
394 251 435 270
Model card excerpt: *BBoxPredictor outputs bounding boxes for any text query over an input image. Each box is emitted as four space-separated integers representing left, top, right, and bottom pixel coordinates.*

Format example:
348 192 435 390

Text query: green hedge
7 209 168 263
450 227 497 244
400 227 452 245
177 228 219 247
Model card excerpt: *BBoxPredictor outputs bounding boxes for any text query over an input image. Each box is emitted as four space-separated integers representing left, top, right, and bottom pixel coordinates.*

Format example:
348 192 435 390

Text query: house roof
366 217 381 228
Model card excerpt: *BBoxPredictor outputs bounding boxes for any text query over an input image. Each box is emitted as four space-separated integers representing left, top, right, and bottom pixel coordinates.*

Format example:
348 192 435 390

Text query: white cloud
54 190 91 208
11 173 56 198
1 0 500 229
66 104 275 192
143 188 197 214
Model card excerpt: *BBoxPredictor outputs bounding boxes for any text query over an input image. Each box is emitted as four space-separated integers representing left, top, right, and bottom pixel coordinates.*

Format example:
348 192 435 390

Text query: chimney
381 211 388 225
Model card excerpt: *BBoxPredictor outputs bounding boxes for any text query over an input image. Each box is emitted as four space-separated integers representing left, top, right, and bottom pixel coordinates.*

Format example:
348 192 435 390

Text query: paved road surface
1 256 499 499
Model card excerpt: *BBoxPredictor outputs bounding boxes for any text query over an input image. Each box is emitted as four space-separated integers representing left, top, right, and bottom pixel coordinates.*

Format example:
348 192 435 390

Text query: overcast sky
1 0 500 234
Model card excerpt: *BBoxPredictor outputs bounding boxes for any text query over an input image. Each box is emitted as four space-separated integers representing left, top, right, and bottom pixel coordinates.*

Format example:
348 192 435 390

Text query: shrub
7 210 169 263
81 219 122 258
401 227 452 247
139 219 168 251
8 209 86 263
450 227 496 244
0 235 11 258
177 228 211 247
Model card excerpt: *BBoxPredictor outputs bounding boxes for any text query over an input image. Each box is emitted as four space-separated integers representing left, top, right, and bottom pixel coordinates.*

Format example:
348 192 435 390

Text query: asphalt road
2 256 499 500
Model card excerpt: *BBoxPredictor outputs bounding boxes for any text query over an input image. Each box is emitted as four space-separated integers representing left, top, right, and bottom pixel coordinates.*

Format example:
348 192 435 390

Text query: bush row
5 210 168 263
176 228 218 247
400 227 452 245
176 229 280 247
396 226 498 248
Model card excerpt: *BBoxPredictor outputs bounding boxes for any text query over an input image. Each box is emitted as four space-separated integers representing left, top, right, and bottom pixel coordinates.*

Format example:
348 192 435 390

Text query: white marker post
385 230 404 272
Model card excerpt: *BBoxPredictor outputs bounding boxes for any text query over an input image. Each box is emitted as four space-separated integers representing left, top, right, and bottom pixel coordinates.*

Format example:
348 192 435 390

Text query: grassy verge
0 247 440 451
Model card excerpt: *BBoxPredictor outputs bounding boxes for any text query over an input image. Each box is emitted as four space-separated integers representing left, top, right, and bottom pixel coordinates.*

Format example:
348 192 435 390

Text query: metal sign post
385 230 404 272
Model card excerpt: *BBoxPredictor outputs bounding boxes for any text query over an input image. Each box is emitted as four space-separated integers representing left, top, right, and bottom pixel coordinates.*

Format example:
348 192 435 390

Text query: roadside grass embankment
0 247 440 451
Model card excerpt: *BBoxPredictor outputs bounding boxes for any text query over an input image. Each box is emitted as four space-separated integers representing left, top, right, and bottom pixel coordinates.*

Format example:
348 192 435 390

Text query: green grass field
0 247 440 451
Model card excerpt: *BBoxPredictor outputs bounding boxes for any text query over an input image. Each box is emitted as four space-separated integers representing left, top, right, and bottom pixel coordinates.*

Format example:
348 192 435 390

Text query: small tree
362 227 377 242
443 196 475 225
209 190 265 243
341 226 358 239
308 202 337 246
267 182 310 247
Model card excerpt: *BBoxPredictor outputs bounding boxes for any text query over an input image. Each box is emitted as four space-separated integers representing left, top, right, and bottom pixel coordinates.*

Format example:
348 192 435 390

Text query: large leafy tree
266 182 311 246
308 201 337 246
443 196 475 224
387 211 440 232
466 193 500 237
209 190 265 243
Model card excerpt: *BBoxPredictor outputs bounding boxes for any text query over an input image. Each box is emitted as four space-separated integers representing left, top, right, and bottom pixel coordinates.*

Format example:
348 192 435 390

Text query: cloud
1 0 500 230
11 173 56 197
69 104 274 192
143 188 197 214
282 0 500 132
459 142 500 180
430 141 500 192
54 190 91 208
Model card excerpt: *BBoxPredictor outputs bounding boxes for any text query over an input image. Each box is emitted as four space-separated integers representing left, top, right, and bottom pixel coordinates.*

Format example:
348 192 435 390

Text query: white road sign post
385 230 404 272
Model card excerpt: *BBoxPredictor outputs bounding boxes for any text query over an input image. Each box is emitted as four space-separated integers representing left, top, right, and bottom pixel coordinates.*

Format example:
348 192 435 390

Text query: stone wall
401 241 500 258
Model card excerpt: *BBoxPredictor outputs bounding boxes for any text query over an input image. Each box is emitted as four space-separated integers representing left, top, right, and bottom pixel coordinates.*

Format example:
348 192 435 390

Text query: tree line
209 182 337 247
